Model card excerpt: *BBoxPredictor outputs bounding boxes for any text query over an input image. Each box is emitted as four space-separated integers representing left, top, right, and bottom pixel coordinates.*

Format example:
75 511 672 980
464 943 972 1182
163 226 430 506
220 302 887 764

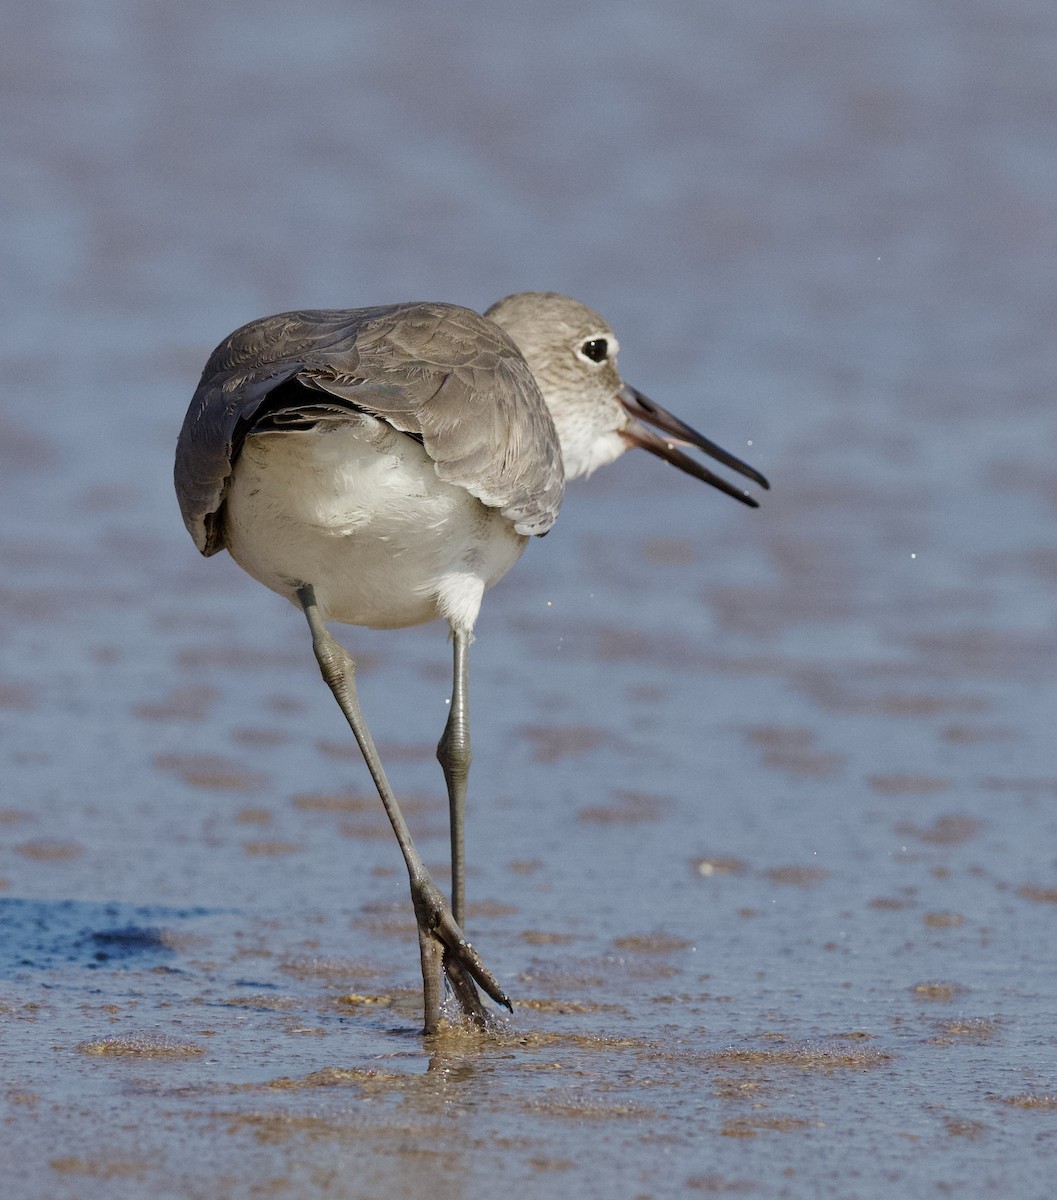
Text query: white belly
222 414 528 631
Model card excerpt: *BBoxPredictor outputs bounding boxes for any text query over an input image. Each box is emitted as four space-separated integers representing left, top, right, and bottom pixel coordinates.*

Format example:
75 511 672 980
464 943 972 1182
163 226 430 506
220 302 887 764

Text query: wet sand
3 2 1057 1197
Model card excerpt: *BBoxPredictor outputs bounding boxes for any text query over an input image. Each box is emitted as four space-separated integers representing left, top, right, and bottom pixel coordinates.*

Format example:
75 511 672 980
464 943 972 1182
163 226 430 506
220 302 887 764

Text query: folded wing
175 303 565 555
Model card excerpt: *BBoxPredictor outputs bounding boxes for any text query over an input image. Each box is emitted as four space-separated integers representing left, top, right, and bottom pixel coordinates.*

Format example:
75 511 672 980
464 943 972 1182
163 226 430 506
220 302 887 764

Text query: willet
175 291 768 1033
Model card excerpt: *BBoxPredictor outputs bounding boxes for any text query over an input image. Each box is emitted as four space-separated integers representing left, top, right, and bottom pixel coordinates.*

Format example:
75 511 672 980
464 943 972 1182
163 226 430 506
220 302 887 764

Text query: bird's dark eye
580 337 609 363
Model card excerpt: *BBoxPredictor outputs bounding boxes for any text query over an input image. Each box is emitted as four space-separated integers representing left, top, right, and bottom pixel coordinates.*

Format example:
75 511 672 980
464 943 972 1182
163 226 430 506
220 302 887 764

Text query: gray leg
297 586 509 1033
437 626 472 926
436 628 491 1025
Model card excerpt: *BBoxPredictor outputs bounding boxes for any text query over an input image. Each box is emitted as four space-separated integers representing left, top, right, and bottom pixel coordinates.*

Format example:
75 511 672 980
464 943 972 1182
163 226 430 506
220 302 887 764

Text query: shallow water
3 2 1057 1197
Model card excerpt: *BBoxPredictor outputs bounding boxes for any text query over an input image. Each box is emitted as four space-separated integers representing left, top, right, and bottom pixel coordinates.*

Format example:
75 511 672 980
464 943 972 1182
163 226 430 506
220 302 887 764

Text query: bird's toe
410 874 512 1015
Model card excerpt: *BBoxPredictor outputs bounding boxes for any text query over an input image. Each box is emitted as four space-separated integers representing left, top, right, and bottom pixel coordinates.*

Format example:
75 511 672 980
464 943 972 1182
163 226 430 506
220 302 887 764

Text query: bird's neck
546 399 629 481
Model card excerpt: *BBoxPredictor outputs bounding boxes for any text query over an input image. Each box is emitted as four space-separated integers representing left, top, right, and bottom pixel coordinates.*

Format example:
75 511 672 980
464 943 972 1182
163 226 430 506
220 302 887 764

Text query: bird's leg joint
436 713 472 782
410 872 448 936
314 636 356 694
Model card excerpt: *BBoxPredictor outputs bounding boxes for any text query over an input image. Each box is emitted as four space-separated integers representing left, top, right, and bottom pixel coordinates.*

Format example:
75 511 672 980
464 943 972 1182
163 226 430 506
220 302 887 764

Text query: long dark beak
619 385 769 508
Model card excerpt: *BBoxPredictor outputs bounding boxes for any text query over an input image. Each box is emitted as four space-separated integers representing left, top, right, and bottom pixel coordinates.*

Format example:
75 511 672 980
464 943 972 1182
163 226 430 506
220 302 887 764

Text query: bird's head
485 291 768 506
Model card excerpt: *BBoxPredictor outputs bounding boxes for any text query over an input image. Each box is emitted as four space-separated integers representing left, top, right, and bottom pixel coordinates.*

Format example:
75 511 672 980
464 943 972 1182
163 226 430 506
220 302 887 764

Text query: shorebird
175 292 767 1033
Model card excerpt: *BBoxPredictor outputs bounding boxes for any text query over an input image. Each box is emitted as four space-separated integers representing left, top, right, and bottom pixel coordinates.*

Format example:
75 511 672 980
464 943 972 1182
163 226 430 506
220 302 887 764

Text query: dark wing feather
174 304 565 556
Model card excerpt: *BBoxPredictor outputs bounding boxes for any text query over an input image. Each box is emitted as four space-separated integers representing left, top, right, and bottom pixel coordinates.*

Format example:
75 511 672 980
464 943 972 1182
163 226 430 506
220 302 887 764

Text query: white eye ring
576 333 619 365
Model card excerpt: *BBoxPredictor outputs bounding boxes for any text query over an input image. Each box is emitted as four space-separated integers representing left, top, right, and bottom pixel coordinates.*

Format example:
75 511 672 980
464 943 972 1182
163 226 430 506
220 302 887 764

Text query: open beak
619 385 769 508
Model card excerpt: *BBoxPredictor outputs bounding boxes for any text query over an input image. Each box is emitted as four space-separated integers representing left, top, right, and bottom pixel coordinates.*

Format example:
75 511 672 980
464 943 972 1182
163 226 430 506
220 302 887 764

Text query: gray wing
174 303 565 556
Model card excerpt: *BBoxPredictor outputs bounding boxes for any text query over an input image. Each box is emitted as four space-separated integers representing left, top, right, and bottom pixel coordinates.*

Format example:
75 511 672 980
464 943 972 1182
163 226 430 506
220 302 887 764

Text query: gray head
485 291 769 505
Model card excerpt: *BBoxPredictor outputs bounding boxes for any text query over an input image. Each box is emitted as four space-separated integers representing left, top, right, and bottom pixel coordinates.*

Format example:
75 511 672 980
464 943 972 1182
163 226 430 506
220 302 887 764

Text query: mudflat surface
2 3 1057 1197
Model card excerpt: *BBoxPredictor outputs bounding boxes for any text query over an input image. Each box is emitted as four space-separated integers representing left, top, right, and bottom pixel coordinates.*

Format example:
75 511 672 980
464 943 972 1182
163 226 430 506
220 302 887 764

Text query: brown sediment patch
907 629 1056 676
931 1018 998 1045
765 865 829 887
529 1157 575 1172
16 840 83 861
991 1093 1057 1109
707 580 855 638
154 753 266 792
0 418 56 470
315 738 361 760
0 1000 40 1017
627 961 680 981
790 671 990 718
943 1117 988 1139
521 930 576 945
0 683 36 710
593 622 692 666
694 856 748 877
508 859 544 875
231 726 289 748
243 840 302 856
488 1028 649 1053
579 789 671 824
869 774 950 796
209 1111 376 1144
255 1066 407 1091
701 1042 891 1071
941 725 1014 744
523 723 606 762
744 725 843 778
233 944 273 961
517 997 624 1015
686 1173 756 1192
897 815 981 846
336 993 393 1008
0 809 33 824
613 933 693 954
746 726 814 749
720 1114 812 1137
296 791 435 821
280 957 379 982
712 1076 769 1103
923 912 966 928
76 1033 204 1058
220 995 299 1012
465 900 518 919
292 792 375 813
869 896 914 910
992 546 1057 582
911 981 969 1003
1017 884 1057 905
235 807 272 825
134 685 216 720
0 587 67 621
50 1156 157 1179
765 749 843 778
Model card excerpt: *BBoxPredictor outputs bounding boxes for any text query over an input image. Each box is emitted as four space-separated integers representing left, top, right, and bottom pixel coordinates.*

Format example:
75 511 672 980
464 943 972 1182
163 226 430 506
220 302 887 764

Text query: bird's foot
411 874 512 1027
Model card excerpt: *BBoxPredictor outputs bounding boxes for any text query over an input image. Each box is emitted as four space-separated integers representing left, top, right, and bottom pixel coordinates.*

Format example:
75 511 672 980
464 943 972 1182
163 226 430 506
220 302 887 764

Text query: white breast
222 413 528 632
